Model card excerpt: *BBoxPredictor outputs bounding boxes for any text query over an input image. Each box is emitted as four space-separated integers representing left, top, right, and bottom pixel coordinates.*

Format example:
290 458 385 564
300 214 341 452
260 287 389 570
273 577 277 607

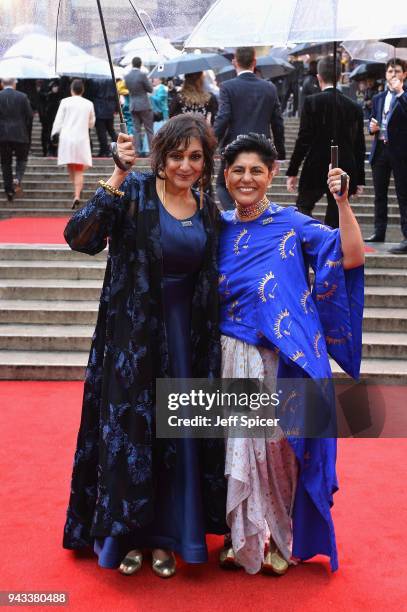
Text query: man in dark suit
124 56 153 156
0 78 33 201
88 78 118 157
365 58 407 254
214 46 285 210
286 56 365 228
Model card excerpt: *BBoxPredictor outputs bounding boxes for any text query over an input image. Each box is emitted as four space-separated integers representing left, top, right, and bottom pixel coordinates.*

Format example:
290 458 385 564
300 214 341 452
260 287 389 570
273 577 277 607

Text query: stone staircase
0 116 406 381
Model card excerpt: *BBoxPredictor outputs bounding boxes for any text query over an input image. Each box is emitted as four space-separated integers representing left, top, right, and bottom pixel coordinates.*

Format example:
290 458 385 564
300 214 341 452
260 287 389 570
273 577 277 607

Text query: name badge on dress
181 220 193 227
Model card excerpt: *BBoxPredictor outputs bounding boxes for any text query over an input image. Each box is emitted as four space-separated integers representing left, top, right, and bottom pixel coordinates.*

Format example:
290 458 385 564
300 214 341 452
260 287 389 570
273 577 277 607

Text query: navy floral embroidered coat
62 171 227 549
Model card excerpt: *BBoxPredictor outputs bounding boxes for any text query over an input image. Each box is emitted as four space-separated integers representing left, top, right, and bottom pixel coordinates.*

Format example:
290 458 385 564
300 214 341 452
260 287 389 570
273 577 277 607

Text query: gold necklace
235 196 270 220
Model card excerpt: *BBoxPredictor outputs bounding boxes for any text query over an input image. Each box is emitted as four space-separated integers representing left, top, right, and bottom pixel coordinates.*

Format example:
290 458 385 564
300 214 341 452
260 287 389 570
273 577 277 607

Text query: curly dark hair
150 113 217 190
222 133 278 169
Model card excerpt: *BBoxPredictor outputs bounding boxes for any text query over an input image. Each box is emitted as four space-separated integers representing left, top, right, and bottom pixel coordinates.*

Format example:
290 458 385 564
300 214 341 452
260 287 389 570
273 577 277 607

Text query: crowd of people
0 42 406 580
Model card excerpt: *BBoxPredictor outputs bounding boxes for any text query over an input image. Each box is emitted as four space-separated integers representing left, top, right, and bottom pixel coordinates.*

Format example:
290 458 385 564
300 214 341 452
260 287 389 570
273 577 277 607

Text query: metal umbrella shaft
331 40 347 195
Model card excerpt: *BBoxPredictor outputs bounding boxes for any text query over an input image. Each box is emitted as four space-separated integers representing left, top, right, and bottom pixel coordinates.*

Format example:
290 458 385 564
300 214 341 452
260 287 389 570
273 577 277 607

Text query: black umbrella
149 53 231 79
380 37 407 48
289 42 332 57
349 62 385 81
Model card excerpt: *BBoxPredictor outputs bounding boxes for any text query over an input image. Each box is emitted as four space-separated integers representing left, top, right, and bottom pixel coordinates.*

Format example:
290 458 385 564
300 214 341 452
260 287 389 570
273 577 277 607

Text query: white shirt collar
237 70 254 76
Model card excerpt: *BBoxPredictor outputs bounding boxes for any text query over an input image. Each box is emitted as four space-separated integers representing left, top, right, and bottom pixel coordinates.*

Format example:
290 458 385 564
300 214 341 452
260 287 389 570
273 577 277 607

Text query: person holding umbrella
218 132 364 575
365 58 407 252
62 114 227 578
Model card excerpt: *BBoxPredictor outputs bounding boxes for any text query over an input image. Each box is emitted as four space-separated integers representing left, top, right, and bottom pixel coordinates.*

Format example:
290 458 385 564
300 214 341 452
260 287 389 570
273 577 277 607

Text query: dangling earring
199 178 204 210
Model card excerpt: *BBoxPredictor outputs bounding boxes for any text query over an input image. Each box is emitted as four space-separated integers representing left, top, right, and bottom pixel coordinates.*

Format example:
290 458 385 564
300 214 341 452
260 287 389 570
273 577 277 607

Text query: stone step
0 244 106 262
0 299 98 324
362 331 407 359
0 349 87 380
0 279 102 300
364 287 407 308
0 245 403 266
363 308 407 332
330 357 407 383
0 324 93 351
364 268 407 287
0 272 405 301
0 260 106 280
0 350 403 381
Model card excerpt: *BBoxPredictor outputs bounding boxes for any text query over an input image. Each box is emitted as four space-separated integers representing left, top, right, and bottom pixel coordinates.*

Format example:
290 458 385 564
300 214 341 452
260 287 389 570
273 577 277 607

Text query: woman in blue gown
217 133 365 575
63 114 227 578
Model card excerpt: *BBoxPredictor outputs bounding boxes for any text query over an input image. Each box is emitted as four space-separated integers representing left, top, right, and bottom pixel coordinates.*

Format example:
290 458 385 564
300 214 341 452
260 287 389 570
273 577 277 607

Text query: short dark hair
132 57 142 68
386 58 406 72
151 113 217 190
222 133 278 169
71 79 84 95
235 47 256 69
317 56 341 84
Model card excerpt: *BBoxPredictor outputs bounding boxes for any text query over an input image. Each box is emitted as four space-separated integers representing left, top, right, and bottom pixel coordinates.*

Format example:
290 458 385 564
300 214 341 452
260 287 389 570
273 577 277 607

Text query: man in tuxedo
286 56 365 228
0 78 32 202
365 59 407 254
124 56 153 156
214 46 285 210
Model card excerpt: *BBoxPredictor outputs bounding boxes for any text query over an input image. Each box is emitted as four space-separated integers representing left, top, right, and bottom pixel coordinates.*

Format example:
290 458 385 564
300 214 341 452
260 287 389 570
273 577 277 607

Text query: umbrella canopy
185 0 407 48
349 62 385 81
56 53 113 79
380 37 407 48
0 57 56 79
216 55 294 82
289 42 332 57
343 40 407 63
4 34 87 67
120 34 181 65
149 53 231 79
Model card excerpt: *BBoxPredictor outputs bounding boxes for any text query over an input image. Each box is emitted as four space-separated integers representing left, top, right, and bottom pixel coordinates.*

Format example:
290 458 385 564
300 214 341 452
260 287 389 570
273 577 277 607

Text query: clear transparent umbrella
0 56 56 79
342 40 407 64
56 53 113 79
185 0 407 48
4 34 87 66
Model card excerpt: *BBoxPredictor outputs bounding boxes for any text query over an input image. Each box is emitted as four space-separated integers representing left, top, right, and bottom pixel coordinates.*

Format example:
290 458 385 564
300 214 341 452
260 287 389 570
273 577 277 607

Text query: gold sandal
118 549 143 575
151 550 176 578
262 539 289 576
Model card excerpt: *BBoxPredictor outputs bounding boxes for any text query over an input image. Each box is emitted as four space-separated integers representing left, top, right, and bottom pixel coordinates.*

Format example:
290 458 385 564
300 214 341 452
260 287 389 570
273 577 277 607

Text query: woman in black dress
169 72 218 126
62 114 227 578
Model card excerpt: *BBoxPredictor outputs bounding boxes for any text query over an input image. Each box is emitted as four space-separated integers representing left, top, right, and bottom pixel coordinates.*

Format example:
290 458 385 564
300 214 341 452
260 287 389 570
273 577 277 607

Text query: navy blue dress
94 192 209 567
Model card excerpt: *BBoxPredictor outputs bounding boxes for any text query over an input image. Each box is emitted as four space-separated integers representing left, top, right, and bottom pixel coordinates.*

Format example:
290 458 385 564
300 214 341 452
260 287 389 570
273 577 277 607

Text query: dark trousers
371 140 407 238
296 186 340 228
0 141 29 194
95 117 117 155
216 160 234 211
131 109 154 153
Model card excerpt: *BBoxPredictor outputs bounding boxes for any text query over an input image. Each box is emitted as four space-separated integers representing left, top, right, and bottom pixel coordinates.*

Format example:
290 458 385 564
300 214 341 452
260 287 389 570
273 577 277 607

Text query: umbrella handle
111 123 133 172
331 146 347 196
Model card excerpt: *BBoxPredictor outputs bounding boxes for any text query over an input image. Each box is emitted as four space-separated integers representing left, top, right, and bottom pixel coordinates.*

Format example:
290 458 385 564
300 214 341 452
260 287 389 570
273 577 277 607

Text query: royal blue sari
218 203 364 571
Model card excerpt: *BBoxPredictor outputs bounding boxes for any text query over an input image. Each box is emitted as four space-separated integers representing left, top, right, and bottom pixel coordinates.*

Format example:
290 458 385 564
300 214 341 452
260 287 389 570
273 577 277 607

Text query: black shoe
365 233 385 242
6 191 14 202
71 198 80 210
388 240 407 254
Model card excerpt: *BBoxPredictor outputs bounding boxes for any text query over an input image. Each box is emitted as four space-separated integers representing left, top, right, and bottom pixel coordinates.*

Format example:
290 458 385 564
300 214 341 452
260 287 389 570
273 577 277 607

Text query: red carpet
0 381 406 612
0 217 69 244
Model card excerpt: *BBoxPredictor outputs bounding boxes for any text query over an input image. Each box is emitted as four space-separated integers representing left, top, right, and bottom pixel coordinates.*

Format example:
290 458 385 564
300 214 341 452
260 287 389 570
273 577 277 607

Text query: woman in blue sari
217 133 364 575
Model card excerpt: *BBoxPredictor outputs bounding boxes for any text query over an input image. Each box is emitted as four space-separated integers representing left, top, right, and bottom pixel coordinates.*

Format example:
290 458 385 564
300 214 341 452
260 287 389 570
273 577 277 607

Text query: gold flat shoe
262 547 289 576
151 550 176 578
219 546 242 570
118 549 143 575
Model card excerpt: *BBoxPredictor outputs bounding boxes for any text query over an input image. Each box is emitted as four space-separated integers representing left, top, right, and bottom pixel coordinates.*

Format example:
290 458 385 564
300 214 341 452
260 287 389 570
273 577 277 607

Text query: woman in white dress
51 79 96 209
